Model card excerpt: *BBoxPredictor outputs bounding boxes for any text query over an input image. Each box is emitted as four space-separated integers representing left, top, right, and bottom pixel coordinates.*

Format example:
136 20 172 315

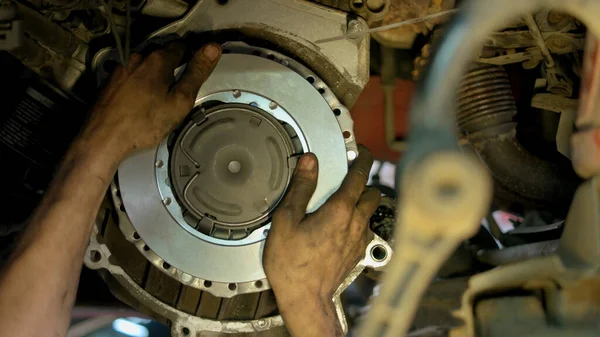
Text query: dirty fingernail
202 44 221 61
298 154 316 171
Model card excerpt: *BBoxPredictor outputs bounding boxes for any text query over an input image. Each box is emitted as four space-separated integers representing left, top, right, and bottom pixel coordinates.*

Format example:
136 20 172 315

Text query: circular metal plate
170 104 295 237
117 43 352 292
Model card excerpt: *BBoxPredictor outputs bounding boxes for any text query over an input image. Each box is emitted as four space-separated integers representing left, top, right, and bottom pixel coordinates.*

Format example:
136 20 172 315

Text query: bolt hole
343 131 351 139
267 54 275 60
437 182 460 200
133 232 140 240
333 108 341 116
318 87 326 94
306 76 315 84
255 280 263 288
371 245 387 262
90 250 102 263
228 283 237 291
162 262 171 270
143 245 150 252
103 60 119 73
182 327 190 336
222 49 231 54
216 0 228 5
119 203 126 212
252 50 261 56
352 0 364 8
203 280 212 288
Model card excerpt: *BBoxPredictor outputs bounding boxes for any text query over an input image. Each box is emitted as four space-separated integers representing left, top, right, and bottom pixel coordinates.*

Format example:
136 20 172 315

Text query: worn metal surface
116 43 356 297
484 31 584 53
11 4 87 90
531 93 578 113
141 0 188 18
546 61 574 97
371 0 455 49
86 207 392 335
310 0 390 23
149 0 369 108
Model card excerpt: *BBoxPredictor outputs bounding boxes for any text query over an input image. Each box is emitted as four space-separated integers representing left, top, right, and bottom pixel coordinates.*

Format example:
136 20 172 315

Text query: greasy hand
81 42 222 161
263 146 380 335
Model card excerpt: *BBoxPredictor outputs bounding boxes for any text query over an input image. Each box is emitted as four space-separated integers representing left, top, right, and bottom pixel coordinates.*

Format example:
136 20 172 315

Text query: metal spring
457 64 517 133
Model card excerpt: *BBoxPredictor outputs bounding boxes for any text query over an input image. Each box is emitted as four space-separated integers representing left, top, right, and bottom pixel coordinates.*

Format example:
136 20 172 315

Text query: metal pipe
381 46 406 152
476 240 560 266
524 13 555 68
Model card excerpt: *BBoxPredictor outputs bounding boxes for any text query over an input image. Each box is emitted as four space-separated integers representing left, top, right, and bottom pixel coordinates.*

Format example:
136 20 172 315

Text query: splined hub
170 104 296 239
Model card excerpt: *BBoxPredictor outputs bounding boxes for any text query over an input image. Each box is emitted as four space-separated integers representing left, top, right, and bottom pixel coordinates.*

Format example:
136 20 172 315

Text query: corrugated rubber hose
458 63 579 213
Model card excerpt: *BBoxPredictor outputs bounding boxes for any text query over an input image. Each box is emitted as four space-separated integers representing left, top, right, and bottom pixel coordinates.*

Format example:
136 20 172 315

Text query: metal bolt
155 160 164 168
181 273 192 283
163 197 172 206
257 320 267 328
232 89 241 98
366 0 385 13
347 150 358 161
269 101 278 110
347 19 363 37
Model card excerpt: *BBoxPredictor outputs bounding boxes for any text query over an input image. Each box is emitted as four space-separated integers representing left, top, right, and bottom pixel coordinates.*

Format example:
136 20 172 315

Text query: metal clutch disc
114 42 358 297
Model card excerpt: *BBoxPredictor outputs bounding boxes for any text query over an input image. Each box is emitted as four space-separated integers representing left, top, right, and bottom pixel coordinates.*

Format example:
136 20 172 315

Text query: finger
354 187 381 223
97 53 145 105
349 187 380 240
145 41 186 84
126 53 143 72
273 154 319 225
330 145 374 207
171 43 222 102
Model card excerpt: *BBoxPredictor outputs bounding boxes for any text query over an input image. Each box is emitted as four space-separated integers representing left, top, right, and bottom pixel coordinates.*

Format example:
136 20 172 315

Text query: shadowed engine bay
2 0 600 336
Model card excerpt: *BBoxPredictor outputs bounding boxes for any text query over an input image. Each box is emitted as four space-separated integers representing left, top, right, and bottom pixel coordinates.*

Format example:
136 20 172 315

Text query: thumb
171 43 222 102
273 154 319 225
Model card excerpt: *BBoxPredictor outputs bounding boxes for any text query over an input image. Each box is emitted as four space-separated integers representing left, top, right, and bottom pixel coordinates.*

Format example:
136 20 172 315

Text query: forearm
0 133 119 337
276 292 343 337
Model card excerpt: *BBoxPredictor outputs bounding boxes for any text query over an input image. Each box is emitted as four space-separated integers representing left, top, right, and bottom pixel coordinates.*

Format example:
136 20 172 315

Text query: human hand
79 42 222 163
263 146 380 336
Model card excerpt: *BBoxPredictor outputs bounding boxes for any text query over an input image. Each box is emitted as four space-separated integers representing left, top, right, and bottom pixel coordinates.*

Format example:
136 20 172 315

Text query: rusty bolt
352 0 364 8
547 10 567 25
366 0 385 13
347 19 363 37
